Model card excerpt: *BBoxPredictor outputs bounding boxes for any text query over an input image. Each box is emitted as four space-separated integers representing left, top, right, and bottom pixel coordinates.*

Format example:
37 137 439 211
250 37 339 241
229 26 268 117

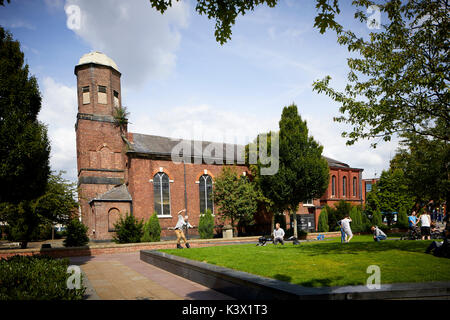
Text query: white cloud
65 0 189 87
129 102 397 179
303 114 399 179
130 104 278 147
38 77 78 182
0 19 36 30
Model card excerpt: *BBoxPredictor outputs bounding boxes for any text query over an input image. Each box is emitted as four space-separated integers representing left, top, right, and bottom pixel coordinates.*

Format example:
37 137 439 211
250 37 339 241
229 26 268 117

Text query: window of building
343 176 347 197
353 177 357 197
303 199 314 206
98 85 107 104
154 172 171 216
82 86 90 104
199 174 213 214
113 90 119 108
331 175 336 197
366 183 372 193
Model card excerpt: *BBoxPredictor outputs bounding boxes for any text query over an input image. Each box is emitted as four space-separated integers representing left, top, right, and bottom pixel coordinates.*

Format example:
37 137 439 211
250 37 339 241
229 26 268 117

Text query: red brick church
75 52 364 240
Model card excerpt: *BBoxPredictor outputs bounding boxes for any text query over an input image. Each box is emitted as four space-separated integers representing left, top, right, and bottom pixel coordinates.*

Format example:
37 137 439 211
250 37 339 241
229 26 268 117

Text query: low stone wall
140 250 450 300
0 231 344 259
0 236 260 259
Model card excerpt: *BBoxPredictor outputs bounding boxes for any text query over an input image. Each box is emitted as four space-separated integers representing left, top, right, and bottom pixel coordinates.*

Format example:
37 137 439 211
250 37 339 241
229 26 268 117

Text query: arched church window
154 172 171 216
199 174 213 214
353 177 357 197
332 175 336 197
343 176 347 197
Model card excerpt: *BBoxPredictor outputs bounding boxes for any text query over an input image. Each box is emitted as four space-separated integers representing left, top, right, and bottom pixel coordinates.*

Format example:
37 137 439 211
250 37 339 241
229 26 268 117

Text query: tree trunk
271 214 275 235
293 210 298 238
20 241 28 249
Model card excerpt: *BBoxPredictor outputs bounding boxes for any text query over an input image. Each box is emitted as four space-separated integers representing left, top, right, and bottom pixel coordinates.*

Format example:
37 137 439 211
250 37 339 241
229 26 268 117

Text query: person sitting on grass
371 225 387 242
426 228 450 258
273 223 285 245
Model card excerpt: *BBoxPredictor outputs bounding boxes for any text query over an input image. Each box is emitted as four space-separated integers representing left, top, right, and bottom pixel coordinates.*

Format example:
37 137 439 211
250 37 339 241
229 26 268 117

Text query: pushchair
401 226 421 240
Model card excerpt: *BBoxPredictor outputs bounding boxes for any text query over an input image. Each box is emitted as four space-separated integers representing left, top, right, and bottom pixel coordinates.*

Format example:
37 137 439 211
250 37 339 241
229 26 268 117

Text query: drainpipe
359 170 363 206
184 160 189 240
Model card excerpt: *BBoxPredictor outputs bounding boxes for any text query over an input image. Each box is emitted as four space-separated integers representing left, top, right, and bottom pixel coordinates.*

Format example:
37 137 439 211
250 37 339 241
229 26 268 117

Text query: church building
74 52 364 240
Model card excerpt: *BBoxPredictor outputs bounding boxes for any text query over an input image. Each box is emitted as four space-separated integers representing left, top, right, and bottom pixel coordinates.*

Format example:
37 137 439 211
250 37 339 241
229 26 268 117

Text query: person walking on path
273 223 285 245
341 216 353 243
173 209 194 249
371 225 387 242
420 211 431 240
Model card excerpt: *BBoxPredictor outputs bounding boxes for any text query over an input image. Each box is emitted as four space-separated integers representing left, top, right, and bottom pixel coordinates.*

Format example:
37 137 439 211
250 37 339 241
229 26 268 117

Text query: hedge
0 255 86 300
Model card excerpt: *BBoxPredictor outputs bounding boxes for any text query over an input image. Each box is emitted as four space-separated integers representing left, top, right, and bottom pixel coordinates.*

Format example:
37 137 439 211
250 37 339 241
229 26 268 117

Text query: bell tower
74 51 128 239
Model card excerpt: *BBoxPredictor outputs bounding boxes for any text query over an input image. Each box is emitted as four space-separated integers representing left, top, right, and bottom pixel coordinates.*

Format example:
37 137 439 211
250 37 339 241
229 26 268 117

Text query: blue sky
0 0 399 182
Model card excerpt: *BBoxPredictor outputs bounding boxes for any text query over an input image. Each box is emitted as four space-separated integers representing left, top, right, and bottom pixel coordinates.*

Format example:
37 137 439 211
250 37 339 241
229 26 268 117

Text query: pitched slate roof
126 133 246 163
125 133 361 170
89 184 132 203
323 156 350 168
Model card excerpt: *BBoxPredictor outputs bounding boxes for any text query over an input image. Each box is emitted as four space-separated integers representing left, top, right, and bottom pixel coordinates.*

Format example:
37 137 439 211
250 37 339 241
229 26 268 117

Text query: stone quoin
74 52 365 240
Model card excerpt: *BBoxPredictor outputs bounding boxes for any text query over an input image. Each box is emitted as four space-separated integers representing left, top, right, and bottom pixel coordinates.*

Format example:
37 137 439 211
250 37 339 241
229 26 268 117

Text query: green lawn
160 236 450 287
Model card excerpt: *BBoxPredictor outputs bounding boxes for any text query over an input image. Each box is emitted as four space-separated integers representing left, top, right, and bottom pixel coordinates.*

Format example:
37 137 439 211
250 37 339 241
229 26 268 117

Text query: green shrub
113 212 143 244
141 212 161 242
371 210 383 227
317 208 329 232
198 209 215 239
361 211 372 232
326 201 352 231
396 206 409 229
0 255 85 300
349 206 364 233
63 218 89 247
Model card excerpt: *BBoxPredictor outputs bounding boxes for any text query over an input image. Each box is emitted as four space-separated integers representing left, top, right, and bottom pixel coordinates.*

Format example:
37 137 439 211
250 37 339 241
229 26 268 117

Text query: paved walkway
69 252 233 300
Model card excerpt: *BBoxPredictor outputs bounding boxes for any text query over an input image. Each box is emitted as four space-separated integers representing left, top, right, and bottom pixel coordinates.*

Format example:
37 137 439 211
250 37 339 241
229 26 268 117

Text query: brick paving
69 252 233 300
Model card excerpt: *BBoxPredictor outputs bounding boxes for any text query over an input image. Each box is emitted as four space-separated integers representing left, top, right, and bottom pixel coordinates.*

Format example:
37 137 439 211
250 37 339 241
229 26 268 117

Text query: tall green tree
0 27 50 203
1 172 78 247
365 187 380 219
390 135 449 208
375 169 414 215
313 0 449 146
249 104 329 237
213 167 261 236
0 27 51 248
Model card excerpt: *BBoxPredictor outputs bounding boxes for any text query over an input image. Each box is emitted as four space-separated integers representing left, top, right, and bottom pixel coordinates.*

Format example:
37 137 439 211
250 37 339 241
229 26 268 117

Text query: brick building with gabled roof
75 52 364 240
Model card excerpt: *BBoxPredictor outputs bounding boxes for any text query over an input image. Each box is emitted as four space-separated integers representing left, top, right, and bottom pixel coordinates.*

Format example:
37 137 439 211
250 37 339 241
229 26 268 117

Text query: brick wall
127 156 248 238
